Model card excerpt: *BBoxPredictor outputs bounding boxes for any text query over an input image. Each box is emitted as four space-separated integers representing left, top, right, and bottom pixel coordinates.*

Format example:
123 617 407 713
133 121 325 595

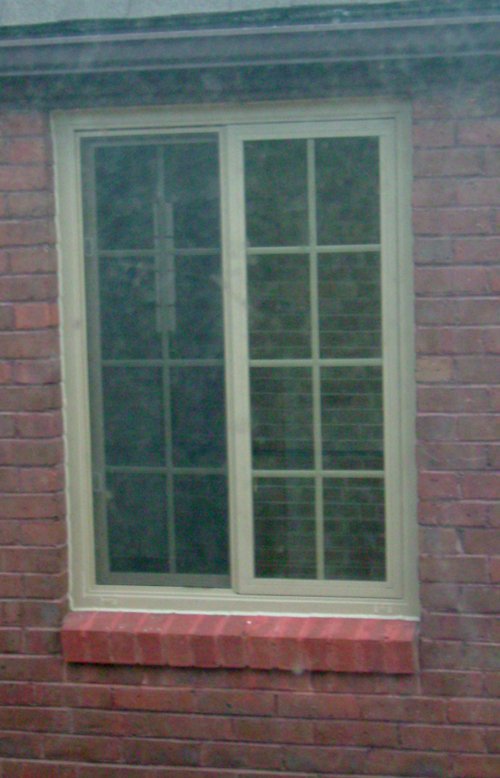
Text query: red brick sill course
61 612 418 674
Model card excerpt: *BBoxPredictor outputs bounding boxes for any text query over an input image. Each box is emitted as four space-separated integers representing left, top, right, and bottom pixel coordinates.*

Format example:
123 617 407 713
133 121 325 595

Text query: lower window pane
171 366 226 468
321 366 384 470
106 472 169 574
254 477 316 579
324 478 385 581
102 367 165 467
174 475 229 578
251 368 313 470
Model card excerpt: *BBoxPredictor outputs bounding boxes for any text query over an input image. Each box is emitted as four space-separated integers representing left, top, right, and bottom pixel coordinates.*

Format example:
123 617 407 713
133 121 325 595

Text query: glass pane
175 475 229 577
245 140 308 247
254 477 316 579
106 472 168 573
321 367 384 470
99 255 161 360
95 145 156 250
248 254 310 359
251 367 313 470
169 255 224 360
319 252 381 359
171 367 226 468
102 367 165 466
316 137 380 246
163 140 220 249
324 478 385 580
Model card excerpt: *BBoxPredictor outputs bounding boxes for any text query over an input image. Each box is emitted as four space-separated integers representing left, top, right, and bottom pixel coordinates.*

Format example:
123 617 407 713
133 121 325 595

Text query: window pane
163 140 220 249
100 255 161 360
321 366 384 471
254 477 316 579
106 472 169 574
319 252 381 359
245 140 308 247
316 137 380 246
102 367 165 467
248 254 310 359
324 478 385 580
175 475 229 577
95 145 156 250
169 255 224 360
171 366 226 468
251 367 314 470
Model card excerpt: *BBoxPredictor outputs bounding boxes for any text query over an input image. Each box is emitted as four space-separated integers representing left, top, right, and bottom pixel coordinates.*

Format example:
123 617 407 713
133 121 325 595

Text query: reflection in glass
100 255 161 360
324 478 385 580
163 141 220 249
170 255 224 360
321 367 384 471
316 137 380 246
102 367 165 467
254 478 316 578
251 368 314 470
319 252 381 359
107 472 168 573
175 476 229 576
95 145 156 250
89 135 228 582
171 367 226 468
245 140 308 247
248 254 310 359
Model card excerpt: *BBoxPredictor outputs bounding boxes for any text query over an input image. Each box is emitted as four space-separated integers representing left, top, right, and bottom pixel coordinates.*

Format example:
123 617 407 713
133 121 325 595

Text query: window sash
53 102 417 616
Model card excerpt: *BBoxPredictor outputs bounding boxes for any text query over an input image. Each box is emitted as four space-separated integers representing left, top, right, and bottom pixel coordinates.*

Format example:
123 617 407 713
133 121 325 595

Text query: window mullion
84 145 111 582
154 146 177 575
307 138 325 582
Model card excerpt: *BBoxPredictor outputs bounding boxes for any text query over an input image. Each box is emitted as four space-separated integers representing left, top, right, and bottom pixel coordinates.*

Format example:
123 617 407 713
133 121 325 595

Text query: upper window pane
95 145 156 250
316 137 380 246
245 140 308 247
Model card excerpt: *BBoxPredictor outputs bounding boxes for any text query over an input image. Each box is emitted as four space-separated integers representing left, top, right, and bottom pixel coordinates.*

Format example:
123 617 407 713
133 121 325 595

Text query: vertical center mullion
307 138 324 581
155 146 177 575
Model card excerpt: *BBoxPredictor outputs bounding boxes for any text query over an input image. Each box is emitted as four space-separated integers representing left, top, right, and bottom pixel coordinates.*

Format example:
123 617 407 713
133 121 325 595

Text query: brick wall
1 79 500 777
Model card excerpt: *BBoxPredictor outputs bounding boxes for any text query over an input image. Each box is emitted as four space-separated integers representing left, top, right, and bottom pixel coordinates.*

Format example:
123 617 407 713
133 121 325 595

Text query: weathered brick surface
1 77 500 777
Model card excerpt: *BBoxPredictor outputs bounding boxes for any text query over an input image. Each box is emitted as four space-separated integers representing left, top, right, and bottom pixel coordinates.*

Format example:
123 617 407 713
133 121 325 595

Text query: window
54 102 417 617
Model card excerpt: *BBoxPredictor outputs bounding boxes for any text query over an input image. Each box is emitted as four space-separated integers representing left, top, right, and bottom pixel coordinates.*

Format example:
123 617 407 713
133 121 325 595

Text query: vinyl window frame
53 100 418 618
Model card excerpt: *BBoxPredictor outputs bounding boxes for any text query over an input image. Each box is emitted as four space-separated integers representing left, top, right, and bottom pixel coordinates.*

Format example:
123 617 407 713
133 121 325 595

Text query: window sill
61 612 418 674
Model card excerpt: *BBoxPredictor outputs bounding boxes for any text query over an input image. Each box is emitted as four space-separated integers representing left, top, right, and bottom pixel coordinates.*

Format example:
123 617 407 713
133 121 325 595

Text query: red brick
419 472 460 499
7 137 49 166
413 121 456 147
414 207 496 236
9 246 56 273
413 178 456 207
14 302 59 329
0 385 61 411
420 555 488 584
0 164 50 192
42 734 122 763
0 219 55 247
463 529 500 555
277 691 359 720
454 235 500 264
12 360 61 385
448 699 500 725
400 723 486 752
201 741 281 770
459 119 500 145
3 111 49 136
0 274 57 302
0 439 62 466
413 148 485 177
454 755 500 778
7 191 55 218
421 670 483 697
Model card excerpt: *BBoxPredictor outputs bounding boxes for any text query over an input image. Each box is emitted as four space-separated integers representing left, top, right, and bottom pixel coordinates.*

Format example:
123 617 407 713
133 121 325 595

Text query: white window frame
53 100 418 618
